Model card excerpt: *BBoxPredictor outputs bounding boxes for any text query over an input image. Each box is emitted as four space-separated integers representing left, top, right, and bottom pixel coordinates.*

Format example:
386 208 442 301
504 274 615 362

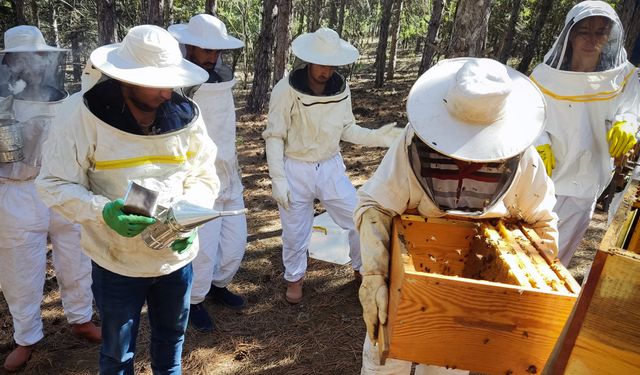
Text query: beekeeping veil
544 1 626 71
0 25 68 102
406 58 546 215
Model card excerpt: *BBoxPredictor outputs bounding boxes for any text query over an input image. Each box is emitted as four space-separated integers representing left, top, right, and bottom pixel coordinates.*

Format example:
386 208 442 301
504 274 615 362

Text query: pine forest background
0 0 639 113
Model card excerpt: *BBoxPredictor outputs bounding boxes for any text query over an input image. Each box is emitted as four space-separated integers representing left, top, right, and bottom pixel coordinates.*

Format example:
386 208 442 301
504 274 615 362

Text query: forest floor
0 50 609 375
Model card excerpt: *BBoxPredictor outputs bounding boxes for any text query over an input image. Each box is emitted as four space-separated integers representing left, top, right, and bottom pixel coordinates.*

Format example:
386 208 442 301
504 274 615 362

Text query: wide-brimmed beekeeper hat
90 25 208 88
407 57 546 162
168 14 244 50
292 27 359 66
2 25 69 53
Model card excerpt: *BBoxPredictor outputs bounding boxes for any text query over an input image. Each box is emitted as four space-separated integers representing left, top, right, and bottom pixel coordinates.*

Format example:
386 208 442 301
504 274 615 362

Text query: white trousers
191 195 247 304
279 154 361 282
361 336 470 375
555 195 597 266
0 181 93 346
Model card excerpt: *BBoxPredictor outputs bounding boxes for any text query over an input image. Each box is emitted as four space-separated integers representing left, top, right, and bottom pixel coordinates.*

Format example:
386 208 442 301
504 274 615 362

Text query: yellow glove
607 121 637 158
535 144 555 176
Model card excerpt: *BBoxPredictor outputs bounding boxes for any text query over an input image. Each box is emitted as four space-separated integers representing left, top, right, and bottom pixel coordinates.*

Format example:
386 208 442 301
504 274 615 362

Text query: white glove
357 207 394 341
342 122 404 148
271 177 291 210
359 275 388 342
265 137 291 210
375 122 404 147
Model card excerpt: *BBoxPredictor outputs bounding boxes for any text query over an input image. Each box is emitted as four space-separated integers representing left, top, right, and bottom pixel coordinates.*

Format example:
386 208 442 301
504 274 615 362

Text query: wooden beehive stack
378 215 580 375
544 180 640 375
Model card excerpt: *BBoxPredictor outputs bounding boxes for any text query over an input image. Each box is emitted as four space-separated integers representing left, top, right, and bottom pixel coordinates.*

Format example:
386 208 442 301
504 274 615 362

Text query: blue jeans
91 262 193 375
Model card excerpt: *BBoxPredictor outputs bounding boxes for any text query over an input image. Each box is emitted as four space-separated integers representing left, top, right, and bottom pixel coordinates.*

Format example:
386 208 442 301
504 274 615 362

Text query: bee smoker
0 96 24 163
121 181 247 250
140 200 247 250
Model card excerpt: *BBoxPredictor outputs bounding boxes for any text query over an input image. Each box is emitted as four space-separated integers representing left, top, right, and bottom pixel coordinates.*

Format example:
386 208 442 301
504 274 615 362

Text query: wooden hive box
545 180 640 374
378 215 580 375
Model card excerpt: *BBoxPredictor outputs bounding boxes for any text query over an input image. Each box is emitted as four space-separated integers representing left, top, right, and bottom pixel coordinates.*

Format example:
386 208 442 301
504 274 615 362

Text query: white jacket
531 1 640 199
0 93 68 182
35 92 219 277
193 78 243 201
355 126 559 254
263 71 398 163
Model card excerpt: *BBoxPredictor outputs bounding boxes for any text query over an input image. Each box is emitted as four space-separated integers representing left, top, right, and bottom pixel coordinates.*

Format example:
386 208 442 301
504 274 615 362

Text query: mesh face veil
544 2 626 71
0 51 67 101
408 135 521 216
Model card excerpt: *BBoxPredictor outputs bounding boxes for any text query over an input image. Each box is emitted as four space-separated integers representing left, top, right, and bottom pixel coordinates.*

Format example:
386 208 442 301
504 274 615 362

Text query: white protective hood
544 1 626 71
0 92 69 182
531 1 640 199
193 77 243 201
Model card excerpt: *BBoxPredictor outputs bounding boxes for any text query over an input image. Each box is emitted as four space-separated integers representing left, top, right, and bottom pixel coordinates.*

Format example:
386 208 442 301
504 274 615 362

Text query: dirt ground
0 52 608 375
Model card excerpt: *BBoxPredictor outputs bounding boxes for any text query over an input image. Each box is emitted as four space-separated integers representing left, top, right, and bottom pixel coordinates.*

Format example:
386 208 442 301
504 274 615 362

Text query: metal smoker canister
141 201 247 250
0 96 24 163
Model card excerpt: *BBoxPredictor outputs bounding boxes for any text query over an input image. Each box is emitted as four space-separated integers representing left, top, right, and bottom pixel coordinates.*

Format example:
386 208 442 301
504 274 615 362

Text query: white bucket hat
168 14 244 50
407 58 546 162
291 27 359 66
90 25 208 88
2 25 68 53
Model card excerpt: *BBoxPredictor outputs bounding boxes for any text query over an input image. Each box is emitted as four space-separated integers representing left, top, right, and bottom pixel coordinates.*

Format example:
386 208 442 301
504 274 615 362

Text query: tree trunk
71 32 82 83
327 0 338 29
13 0 27 25
164 0 174 25
52 6 60 47
497 0 523 63
296 2 305 36
308 0 323 32
246 0 277 113
273 0 292 83
97 0 118 45
206 0 218 16
447 0 493 57
418 0 444 75
241 1 250 87
147 0 163 26
517 0 553 73
337 0 347 36
386 0 403 80
373 0 395 88
31 1 41 28
619 0 640 63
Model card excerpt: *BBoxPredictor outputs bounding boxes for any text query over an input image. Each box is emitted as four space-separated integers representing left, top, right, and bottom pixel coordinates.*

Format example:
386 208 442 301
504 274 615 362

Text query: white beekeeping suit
0 25 99 372
168 14 248 321
263 27 403 304
356 58 557 375
531 0 640 265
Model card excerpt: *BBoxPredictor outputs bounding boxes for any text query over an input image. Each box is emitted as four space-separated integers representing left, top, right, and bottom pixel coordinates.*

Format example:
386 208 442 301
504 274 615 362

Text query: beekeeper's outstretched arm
263 79 293 209
340 87 403 148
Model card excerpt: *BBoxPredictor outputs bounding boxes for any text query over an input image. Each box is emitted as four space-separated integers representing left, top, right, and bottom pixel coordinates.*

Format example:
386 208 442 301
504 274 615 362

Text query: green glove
607 121 637 158
102 199 156 237
535 144 555 176
171 231 197 254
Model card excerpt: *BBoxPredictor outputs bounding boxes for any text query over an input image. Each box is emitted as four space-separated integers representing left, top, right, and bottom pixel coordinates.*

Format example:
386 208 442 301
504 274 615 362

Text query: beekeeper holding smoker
36 25 218 374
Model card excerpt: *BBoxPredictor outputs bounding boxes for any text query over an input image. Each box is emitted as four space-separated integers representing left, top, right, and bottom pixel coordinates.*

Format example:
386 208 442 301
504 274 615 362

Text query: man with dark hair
264 27 402 304
169 14 248 332
36 25 218 374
